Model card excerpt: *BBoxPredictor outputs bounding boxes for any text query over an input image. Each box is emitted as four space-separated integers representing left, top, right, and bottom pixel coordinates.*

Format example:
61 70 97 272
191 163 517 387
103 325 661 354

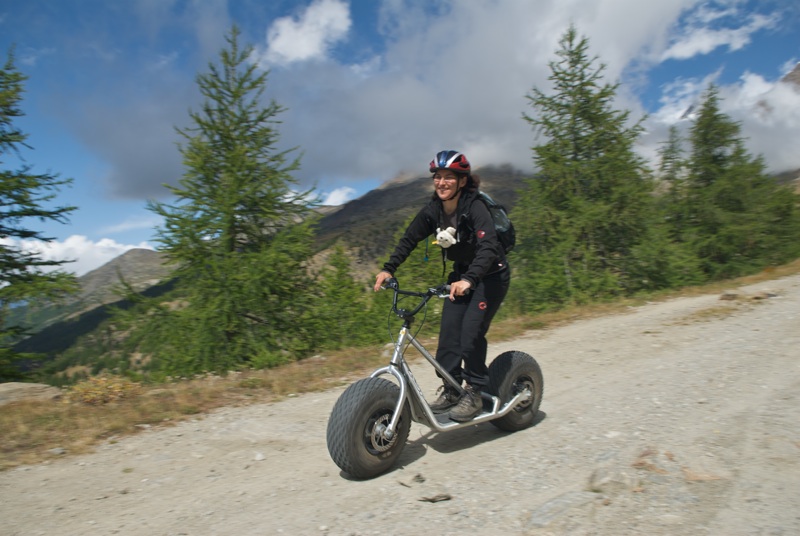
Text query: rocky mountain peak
77 248 171 307
781 62 800 89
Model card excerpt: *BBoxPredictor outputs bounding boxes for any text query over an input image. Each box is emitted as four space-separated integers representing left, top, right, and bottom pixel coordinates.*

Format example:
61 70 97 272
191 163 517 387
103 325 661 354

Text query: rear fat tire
326 377 410 479
487 351 543 432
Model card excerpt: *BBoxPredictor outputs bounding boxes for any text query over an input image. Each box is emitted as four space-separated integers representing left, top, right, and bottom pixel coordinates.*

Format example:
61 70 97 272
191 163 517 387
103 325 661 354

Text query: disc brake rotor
513 377 534 412
366 412 397 453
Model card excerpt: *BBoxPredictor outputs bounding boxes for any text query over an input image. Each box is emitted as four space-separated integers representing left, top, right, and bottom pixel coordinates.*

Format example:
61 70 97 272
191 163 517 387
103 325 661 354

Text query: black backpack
476 191 516 254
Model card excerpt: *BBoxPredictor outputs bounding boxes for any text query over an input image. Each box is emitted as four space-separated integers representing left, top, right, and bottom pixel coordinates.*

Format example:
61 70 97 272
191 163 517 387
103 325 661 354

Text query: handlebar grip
442 283 470 296
382 277 399 290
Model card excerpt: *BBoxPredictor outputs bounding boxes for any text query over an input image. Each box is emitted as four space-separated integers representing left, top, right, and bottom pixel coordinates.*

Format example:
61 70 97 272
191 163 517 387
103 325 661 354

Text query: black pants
435 266 510 389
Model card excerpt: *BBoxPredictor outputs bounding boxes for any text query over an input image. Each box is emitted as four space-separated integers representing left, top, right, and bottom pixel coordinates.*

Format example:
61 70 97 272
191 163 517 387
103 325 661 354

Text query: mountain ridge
314 164 527 263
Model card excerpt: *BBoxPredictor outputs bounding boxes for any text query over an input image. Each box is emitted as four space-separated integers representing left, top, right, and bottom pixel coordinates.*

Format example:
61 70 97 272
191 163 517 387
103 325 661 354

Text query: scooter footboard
427 388 532 432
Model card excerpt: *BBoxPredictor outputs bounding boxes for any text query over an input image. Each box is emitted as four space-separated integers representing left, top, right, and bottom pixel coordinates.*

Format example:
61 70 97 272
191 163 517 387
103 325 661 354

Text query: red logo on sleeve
477 230 486 238
478 301 488 310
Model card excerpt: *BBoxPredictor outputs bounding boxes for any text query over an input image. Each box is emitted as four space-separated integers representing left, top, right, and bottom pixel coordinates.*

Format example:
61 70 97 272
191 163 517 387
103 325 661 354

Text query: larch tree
0 49 78 380
510 26 672 311
146 27 318 373
680 85 800 278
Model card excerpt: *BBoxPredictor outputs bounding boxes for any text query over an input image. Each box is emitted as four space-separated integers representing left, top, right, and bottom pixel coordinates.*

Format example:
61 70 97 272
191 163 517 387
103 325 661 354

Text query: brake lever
432 284 451 298
382 277 399 291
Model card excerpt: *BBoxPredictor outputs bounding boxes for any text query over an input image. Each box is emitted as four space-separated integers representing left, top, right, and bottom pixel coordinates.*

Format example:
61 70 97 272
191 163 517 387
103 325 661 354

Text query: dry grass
0 349 388 472
3 259 800 471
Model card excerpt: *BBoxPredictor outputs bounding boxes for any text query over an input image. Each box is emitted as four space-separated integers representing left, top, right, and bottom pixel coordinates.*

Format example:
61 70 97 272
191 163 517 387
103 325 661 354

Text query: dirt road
2 274 799 536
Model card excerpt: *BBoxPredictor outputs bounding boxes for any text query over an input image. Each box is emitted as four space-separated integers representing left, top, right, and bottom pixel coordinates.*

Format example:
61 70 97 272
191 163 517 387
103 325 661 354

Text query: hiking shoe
448 384 483 422
429 385 460 414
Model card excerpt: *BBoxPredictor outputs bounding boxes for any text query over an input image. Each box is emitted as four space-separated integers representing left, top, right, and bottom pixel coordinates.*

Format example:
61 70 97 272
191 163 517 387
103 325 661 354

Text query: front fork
370 326 462 439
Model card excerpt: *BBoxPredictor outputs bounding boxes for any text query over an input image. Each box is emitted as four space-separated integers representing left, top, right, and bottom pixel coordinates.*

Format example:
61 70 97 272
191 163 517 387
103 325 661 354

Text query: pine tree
645 125 705 288
145 27 318 374
681 86 800 278
0 49 78 380
656 125 689 236
658 126 687 183
511 26 667 311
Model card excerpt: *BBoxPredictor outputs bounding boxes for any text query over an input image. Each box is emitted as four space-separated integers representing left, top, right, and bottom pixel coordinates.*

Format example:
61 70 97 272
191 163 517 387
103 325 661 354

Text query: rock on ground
0 382 62 406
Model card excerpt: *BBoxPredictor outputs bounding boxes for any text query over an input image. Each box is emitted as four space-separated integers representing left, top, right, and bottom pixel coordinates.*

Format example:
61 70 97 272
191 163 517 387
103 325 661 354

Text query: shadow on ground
397 410 547 469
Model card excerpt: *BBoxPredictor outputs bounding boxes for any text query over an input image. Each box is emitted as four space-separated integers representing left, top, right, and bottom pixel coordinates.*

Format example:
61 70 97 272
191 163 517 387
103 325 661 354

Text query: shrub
65 375 143 405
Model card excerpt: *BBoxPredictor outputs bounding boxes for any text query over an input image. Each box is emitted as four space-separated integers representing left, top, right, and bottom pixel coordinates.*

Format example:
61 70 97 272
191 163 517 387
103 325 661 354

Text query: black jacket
382 189 506 287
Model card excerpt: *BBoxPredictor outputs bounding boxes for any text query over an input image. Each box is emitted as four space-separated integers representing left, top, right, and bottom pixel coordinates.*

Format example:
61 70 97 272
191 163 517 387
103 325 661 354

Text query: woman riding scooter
374 150 511 422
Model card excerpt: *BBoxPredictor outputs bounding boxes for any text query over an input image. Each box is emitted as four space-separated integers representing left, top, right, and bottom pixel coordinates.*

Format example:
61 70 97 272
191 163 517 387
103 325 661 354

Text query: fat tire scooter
326 278 544 479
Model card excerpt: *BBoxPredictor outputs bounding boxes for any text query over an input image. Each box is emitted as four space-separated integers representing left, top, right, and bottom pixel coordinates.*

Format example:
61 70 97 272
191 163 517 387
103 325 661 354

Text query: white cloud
651 70 722 124
322 186 356 206
258 0 351 67
730 71 776 107
1 236 154 277
332 1 794 180
722 75 800 172
692 3 738 25
100 215 163 235
661 10 778 61
31 0 800 208
267 0 702 184
642 66 800 174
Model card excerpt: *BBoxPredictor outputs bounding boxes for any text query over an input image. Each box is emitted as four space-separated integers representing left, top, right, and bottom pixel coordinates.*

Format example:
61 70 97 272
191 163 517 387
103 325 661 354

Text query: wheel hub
512 378 534 412
366 413 397 453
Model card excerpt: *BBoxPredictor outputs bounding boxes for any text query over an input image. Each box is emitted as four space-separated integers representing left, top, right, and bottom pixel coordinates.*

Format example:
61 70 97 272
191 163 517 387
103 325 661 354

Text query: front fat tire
326 377 411 479
487 351 544 432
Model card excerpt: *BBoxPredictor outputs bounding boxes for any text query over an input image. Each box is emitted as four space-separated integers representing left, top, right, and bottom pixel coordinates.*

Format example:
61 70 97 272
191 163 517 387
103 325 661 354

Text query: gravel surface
2 274 799 536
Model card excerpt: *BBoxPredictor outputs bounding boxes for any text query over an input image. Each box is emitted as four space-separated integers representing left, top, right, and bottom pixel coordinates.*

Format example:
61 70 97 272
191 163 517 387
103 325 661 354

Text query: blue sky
2 0 799 276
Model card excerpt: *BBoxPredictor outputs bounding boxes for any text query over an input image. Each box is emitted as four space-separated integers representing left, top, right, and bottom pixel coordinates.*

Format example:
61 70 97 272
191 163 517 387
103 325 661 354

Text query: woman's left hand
449 279 472 301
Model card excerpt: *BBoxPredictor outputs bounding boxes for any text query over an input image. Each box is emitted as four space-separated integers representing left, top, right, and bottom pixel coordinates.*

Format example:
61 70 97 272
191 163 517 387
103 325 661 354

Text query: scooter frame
369 279 532 441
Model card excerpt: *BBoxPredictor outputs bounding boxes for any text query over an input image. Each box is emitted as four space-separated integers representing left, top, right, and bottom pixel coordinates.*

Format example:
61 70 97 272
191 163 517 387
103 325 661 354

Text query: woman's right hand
373 271 392 292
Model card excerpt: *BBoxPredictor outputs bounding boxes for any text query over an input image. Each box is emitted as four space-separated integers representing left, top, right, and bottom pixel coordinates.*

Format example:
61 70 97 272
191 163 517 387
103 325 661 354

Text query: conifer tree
0 49 78 380
656 126 689 236
146 28 318 373
309 245 378 350
681 86 800 278
646 125 705 287
658 126 687 184
511 26 668 311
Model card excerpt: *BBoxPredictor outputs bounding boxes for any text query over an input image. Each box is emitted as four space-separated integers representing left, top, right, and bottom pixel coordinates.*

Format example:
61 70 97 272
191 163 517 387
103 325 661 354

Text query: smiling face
432 170 467 202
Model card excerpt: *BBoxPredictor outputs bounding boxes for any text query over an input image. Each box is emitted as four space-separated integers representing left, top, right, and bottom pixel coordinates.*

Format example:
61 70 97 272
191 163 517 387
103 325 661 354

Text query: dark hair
466 173 481 192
